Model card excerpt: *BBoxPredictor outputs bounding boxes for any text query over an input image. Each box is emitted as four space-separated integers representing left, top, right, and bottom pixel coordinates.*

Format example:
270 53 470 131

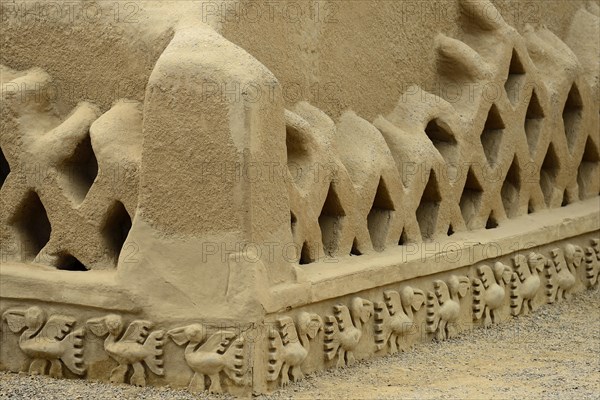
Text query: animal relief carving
324 297 373 368
167 324 244 394
374 287 425 354
545 245 583 302
510 253 546 316
472 262 512 326
267 312 323 387
86 315 164 386
2 306 85 377
426 276 470 340
584 239 599 287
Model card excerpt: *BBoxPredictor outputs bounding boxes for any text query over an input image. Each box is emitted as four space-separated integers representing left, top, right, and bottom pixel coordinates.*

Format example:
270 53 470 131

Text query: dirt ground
1 287 598 400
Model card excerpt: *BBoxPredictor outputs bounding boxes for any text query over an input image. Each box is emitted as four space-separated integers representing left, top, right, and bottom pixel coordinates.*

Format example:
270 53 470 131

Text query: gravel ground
1 287 599 399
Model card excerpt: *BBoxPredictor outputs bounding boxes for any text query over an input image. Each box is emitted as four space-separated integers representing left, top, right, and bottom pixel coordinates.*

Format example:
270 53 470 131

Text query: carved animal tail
60 327 86 375
472 278 484 321
509 272 523 316
223 337 244 383
425 292 440 333
373 302 390 351
323 315 341 361
267 326 284 382
143 330 165 376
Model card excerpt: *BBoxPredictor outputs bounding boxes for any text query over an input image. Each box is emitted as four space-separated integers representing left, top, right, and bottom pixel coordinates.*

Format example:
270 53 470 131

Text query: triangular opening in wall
318 183 346 257
577 136 600 199
398 228 408 246
290 211 298 236
501 156 521 218
299 241 314 265
10 191 51 262
56 253 88 271
447 224 455 236
101 201 132 266
350 238 362 256
0 147 9 189
424 118 458 164
459 167 484 229
527 198 535 214
561 189 570 207
481 104 506 166
58 134 98 205
504 49 526 105
416 170 442 240
524 90 545 156
539 142 560 207
485 212 498 229
367 177 395 252
562 83 583 154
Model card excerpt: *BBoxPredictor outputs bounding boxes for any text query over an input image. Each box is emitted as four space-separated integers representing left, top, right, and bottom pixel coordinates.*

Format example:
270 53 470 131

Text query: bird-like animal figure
584 239 599 287
426 275 470 340
2 306 85 378
374 286 425 354
86 315 164 386
472 262 512 327
324 297 373 368
510 252 546 316
167 324 244 394
545 245 583 302
267 312 323 387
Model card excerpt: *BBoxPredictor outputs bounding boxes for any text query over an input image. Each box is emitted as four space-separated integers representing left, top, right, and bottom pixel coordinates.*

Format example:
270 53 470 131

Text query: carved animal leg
48 360 63 378
280 363 290 387
130 362 146 386
336 348 346 369
291 365 304 382
29 359 47 375
557 288 564 302
522 300 530 315
346 351 356 366
484 308 492 328
447 322 457 339
208 374 223 394
436 321 447 341
564 289 572 301
110 363 128 384
389 334 398 354
188 373 205 392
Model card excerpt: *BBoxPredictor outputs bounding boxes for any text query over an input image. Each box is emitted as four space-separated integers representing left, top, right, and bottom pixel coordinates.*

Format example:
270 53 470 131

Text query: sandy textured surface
1 287 598 400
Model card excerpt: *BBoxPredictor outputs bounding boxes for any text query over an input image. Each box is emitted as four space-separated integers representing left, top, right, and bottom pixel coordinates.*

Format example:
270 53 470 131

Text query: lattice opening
485 212 498 229
299 241 314 265
367 177 395 252
447 224 455 236
350 238 362 256
424 118 457 164
524 90 545 156
318 183 345 257
577 136 600 199
398 228 408 245
481 104 505 165
540 143 560 206
501 156 521 218
55 253 88 271
10 191 51 262
528 199 534 214
562 83 583 154
460 167 484 228
0 147 9 189
290 211 298 235
504 49 526 105
101 201 132 265
416 170 442 240
561 190 570 207
58 134 98 205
